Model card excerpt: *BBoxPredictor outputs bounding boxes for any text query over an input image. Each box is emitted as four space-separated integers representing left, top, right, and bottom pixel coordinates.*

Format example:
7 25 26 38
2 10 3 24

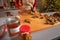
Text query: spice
19 25 31 40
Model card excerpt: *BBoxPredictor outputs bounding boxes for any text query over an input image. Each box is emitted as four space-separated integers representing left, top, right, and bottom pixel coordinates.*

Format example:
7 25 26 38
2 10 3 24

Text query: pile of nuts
45 12 60 25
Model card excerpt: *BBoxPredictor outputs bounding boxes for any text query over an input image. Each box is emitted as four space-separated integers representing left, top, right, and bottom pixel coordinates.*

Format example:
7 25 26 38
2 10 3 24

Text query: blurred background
36 0 60 12
0 0 60 12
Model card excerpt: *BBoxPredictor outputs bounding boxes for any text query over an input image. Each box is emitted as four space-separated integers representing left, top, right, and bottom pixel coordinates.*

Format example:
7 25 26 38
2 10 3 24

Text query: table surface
1 23 60 40
0 11 60 40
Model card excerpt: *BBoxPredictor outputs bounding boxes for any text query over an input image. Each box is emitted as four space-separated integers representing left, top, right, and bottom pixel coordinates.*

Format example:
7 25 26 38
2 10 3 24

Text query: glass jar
19 25 31 40
0 18 6 39
6 16 20 38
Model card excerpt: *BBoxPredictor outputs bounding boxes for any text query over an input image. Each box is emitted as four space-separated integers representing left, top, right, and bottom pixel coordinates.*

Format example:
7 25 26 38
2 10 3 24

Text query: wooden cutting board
17 13 60 32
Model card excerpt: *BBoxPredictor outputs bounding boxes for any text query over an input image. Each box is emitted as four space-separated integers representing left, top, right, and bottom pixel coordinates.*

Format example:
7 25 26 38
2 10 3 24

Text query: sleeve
33 0 36 8
15 0 19 8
